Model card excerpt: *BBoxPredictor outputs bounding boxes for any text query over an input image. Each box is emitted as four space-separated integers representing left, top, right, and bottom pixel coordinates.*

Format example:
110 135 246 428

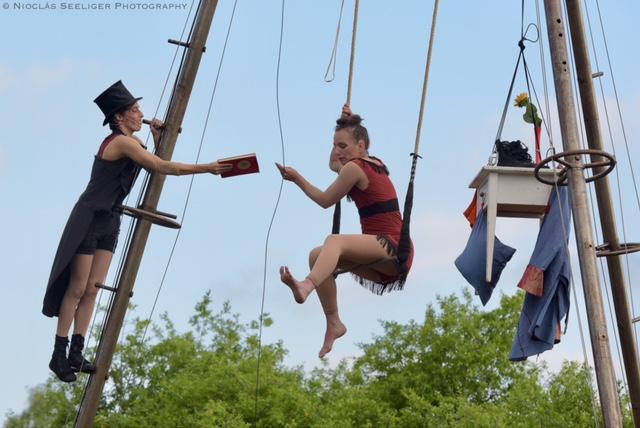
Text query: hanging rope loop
331 0 360 235
324 0 346 83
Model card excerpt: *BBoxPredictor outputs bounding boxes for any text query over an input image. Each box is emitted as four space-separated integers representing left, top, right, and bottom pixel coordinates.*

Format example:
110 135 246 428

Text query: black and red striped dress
347 157 414 294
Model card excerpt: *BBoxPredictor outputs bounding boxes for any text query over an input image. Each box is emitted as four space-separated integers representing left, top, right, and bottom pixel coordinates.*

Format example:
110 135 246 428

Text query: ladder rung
117 205 181 229
95 283 117 292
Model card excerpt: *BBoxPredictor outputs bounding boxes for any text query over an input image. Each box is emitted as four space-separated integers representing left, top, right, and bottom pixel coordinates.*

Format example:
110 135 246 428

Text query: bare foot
318 320 347 358
279 266 315 304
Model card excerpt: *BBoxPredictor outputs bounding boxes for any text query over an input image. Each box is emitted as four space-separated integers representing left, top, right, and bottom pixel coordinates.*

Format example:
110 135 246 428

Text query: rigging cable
323 0 345 83
137 0 241 350
70 0 200 424
326 0 360 235
560 0 629 409
505 1 601 423
254 0 287 423
585 0 638 342
112 0 201 359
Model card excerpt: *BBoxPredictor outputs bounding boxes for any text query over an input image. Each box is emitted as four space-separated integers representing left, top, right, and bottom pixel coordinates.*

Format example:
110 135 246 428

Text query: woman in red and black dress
43 81 231 382
276 106 414 358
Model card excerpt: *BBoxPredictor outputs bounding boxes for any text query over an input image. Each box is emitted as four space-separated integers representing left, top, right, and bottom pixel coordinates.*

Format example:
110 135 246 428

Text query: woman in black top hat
43 80 231 382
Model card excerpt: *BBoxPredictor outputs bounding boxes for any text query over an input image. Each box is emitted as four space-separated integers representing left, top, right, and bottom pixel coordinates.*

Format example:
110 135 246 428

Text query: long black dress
42 133 142 317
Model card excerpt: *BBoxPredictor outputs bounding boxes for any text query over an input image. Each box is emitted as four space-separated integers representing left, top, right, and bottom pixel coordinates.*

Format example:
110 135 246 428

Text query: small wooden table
469 166 560 282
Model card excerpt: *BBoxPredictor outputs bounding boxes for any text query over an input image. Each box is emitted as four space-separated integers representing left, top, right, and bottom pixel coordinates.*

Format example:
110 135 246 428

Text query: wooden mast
75 1 220 426
564 0 640 425
542 0 622 425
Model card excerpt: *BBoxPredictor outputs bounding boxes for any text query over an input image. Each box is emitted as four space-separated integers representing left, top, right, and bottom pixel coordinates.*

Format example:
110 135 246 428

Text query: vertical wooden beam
75 1 219 426
543 0 622 426
565 0 640 425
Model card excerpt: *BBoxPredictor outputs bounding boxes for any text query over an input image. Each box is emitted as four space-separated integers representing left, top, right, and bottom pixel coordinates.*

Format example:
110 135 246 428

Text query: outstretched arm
110 135 231 176
276 161 365 209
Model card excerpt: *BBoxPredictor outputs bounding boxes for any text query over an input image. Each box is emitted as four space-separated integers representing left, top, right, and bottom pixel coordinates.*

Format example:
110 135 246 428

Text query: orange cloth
518 264 545 297
463 191 478 227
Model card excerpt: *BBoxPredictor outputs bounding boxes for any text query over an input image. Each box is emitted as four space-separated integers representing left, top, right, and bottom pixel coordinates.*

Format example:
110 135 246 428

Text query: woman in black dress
43 80 230 382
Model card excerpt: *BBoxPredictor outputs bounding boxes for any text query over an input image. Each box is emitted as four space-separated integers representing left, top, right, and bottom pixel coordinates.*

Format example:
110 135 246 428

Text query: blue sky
1 0 639 420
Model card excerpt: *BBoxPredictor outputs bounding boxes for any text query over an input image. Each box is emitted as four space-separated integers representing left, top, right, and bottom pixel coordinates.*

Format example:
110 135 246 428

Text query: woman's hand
275 162 301 184
149 118 164 147
341 104 352 118
206 161 233 175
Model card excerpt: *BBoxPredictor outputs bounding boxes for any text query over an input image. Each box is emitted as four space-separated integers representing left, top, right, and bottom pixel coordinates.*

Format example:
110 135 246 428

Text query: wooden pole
543 0 622 426
75 1 219 426
565 0 640 424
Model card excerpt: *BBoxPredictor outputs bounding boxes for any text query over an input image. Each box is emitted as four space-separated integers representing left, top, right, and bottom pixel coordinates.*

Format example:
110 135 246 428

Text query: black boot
68 334 97 374
49 335 77 382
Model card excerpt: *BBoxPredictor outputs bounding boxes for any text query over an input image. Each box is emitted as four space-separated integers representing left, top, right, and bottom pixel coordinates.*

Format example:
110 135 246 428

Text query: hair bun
336 113 363 128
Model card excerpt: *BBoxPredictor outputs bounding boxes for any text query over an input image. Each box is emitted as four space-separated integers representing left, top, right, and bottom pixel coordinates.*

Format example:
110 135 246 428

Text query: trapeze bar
116 205 182 229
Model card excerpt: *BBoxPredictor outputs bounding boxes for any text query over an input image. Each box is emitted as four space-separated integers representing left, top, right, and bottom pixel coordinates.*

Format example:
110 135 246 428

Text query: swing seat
469 165 560 282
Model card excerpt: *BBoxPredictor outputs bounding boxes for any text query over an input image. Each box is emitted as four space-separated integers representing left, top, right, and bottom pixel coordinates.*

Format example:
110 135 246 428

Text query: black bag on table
495 140 535 168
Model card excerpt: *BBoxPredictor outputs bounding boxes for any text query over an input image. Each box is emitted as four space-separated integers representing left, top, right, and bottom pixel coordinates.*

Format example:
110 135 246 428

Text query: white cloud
0 60 77 94
410 208 542 277
25 59 74 88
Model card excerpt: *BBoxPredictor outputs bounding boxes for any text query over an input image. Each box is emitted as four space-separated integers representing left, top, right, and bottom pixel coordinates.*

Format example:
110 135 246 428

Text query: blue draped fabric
455 209 516 306
510 187 572 361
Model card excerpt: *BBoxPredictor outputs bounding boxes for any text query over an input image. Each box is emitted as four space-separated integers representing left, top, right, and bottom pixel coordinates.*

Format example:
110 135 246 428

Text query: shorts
76 210 121 255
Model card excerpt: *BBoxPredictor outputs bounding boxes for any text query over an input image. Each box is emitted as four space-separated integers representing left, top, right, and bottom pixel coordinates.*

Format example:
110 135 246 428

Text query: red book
218 153 260 178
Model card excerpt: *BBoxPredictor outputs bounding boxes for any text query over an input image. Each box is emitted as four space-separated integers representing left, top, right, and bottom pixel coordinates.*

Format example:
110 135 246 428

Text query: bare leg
279 266 316 303
281 235 398 357
309 247 347 358
308 234 397 286
56 255 93 337
73 250 113 336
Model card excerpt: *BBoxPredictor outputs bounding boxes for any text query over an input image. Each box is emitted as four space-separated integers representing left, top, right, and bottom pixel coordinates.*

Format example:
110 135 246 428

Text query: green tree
5 290 629 427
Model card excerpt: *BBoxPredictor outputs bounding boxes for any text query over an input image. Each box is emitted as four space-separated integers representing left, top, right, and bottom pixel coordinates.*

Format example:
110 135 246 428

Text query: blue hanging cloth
510 186 572 361
455 209 516 306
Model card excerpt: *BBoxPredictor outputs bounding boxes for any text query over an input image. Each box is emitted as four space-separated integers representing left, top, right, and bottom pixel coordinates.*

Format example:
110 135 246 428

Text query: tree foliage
5 290 630 427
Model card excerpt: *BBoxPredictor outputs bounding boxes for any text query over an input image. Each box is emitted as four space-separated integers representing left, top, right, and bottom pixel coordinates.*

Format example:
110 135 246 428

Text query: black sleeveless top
42 133 143 317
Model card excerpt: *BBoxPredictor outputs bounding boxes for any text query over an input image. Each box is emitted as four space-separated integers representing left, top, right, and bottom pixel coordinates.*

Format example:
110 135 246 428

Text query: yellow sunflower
514 92 529 107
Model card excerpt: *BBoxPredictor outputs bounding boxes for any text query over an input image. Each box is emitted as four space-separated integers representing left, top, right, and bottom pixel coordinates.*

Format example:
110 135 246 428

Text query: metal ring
534 149 616 186
595 242 640 257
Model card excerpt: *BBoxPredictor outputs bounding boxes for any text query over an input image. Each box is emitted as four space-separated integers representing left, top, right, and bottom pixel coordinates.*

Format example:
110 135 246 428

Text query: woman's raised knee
323 234 341 246
308 246 322 269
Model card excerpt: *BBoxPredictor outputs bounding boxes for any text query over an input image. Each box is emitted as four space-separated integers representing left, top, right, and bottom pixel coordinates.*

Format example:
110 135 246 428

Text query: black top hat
94 80 142 126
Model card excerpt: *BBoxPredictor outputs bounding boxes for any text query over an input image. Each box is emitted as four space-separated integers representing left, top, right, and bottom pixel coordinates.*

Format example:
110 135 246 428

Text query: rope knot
518 38 526 51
